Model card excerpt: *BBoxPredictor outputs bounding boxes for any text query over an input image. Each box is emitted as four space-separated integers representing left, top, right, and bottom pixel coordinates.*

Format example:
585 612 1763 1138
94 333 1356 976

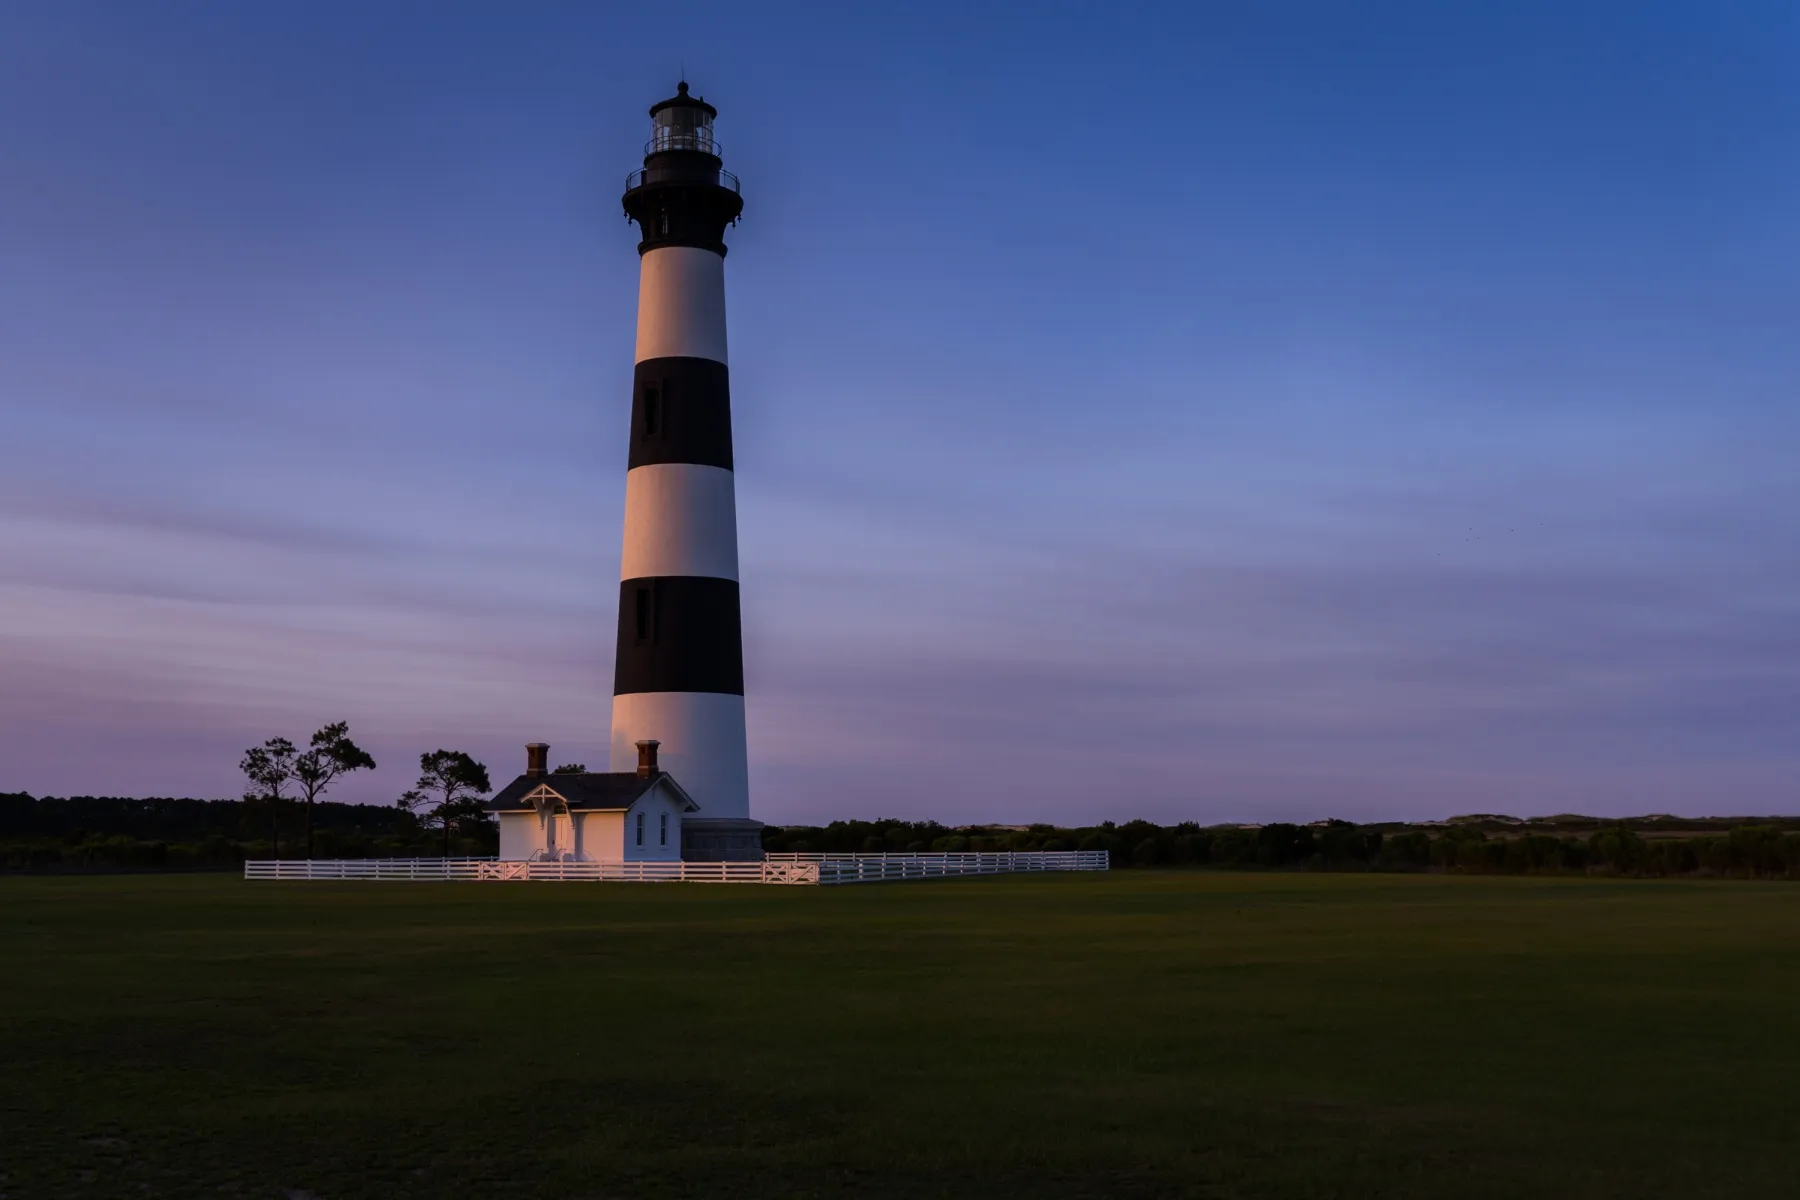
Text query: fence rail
769 851 1110 884
243 851 1107 886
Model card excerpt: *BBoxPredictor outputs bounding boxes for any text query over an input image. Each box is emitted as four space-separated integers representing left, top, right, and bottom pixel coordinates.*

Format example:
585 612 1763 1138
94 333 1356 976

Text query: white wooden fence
242 858 815 884
242 851 1107 885
767 851 1110 884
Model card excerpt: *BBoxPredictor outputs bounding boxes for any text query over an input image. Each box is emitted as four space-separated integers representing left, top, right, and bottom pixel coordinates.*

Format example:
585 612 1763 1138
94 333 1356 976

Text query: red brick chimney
526 743 549 778
636 740 661 779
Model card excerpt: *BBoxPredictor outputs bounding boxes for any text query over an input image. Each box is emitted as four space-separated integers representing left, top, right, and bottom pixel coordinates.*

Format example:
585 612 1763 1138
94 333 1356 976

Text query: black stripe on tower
623 183 742 257
613 577 744 696
630 357 733 471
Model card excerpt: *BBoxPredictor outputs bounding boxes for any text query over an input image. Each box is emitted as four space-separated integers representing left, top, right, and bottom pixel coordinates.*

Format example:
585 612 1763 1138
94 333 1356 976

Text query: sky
1 0 1796 824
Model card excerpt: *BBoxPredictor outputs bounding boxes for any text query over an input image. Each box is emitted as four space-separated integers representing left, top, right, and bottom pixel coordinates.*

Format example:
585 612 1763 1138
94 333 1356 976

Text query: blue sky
2 1 1795 823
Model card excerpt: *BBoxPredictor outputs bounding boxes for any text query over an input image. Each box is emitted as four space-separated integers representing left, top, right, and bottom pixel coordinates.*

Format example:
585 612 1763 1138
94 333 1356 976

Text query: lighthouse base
681 818 765 862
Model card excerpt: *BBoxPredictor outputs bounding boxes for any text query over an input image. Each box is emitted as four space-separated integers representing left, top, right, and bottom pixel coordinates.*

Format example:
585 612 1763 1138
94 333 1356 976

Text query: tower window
634 586 651 643
643 387 660 436
659 210 670 236
660 812 668 846
636 811 645 846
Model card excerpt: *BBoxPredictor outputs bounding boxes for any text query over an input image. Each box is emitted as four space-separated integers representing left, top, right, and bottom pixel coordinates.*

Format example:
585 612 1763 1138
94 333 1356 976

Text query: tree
552 763 587 774
398 750 492 857
239 738 297 858
293 722 377 860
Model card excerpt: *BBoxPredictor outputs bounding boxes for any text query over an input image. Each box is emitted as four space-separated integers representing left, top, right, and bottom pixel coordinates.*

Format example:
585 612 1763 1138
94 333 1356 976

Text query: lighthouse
611 82 761 861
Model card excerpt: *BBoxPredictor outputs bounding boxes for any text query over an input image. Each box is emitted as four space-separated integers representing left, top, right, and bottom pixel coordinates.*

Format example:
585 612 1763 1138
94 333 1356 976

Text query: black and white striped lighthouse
611 83 761 860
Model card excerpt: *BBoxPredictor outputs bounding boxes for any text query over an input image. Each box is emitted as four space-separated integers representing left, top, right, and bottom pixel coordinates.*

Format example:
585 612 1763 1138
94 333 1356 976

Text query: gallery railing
625 166 739 193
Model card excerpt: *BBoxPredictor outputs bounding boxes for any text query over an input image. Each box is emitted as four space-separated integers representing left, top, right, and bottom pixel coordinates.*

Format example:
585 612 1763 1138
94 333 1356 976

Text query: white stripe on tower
613 82 750 826
610 693 750 820
618 462 738 581
635 248 728 363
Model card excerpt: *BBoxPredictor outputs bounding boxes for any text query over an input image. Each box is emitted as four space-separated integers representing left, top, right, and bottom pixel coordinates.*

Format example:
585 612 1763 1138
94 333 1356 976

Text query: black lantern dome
622 82 743 256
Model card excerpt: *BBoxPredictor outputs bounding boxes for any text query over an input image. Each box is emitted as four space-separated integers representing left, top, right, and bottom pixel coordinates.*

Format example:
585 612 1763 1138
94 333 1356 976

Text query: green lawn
2 872 1796 1199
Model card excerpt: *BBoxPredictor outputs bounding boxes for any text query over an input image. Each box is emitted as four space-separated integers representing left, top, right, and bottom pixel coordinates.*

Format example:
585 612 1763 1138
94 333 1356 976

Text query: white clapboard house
486 741 698 863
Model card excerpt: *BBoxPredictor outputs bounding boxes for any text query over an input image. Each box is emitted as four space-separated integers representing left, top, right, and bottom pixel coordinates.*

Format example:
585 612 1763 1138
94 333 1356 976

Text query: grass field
3 872 1797 1199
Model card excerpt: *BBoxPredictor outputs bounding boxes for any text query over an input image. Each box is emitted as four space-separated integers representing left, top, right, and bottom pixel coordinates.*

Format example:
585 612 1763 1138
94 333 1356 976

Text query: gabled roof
484 772 700 814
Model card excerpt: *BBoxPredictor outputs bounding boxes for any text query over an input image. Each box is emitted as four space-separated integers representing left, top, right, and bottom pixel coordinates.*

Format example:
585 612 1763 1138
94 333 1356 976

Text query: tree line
1 721 581 868
762 817 1800 880
7 767 1799 878
0 791 473 870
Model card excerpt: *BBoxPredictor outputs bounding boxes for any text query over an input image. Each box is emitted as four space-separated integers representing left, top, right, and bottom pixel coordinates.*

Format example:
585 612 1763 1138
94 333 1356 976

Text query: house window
660 812 668 846
643 386 660 436
636 811 645 846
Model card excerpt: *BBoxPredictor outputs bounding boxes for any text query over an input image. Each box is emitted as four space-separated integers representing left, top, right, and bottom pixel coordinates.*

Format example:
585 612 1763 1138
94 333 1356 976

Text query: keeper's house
487 741 698 864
